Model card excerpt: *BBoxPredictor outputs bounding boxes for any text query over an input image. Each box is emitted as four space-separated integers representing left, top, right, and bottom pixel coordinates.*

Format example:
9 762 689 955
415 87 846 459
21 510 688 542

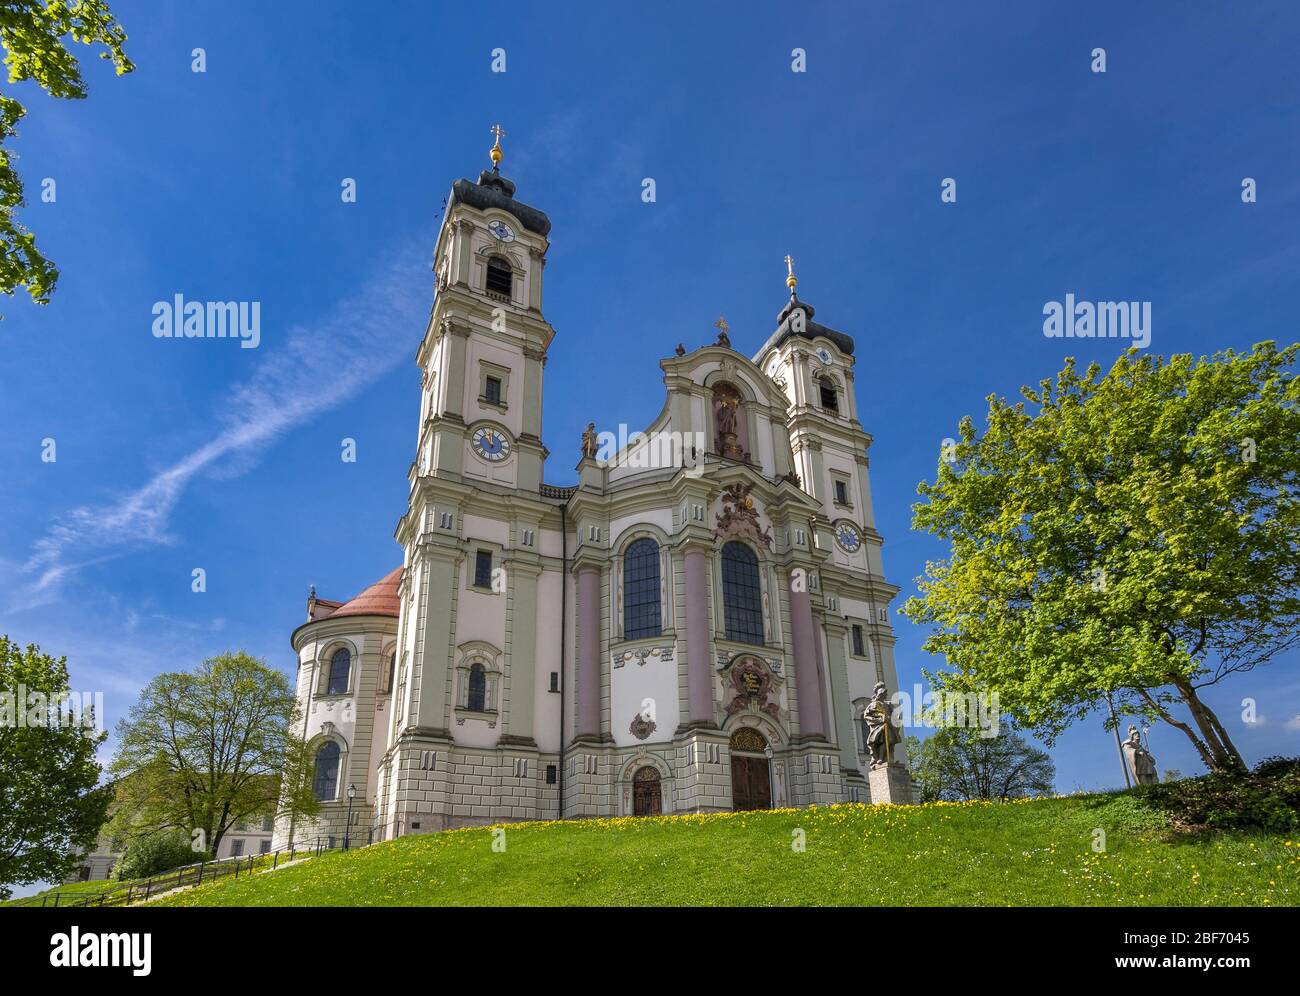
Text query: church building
275 130 907 846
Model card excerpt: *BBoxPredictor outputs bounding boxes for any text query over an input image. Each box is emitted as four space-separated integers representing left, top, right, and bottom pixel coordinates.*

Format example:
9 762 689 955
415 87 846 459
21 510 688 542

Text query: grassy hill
3 878 122 907
149 793 1298 907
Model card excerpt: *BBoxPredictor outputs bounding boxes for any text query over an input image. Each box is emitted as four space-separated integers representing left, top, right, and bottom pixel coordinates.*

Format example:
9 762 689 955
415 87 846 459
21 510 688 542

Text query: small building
65 817 275 882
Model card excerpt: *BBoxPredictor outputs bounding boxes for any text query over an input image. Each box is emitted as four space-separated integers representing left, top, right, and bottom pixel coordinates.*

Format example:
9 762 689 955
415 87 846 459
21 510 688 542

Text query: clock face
471 425 512 462
834 521 862 553
816 346 833 365
488 219 515 243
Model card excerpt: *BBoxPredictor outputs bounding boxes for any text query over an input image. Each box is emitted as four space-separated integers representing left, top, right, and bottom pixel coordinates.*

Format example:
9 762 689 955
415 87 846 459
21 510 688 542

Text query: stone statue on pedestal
1122 725 1158 785
864 681 902 768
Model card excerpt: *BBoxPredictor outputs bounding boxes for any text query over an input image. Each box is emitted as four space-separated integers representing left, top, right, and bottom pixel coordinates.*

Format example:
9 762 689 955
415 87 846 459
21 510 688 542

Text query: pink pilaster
576 566 602 739
789 580 826 740
684 547 714 725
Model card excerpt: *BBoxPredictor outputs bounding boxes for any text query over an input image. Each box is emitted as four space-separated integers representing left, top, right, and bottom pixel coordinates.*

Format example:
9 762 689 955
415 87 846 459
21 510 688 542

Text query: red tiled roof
321 567 403 620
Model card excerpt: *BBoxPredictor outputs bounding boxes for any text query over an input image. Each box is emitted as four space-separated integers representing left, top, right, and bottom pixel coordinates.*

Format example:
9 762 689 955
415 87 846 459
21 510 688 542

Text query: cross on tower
489 124 506 168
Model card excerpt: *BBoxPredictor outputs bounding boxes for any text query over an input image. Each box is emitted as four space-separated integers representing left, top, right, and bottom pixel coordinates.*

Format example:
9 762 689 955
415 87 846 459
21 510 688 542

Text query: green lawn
3 877 127 907
150 794 1298 907
4 852 286 907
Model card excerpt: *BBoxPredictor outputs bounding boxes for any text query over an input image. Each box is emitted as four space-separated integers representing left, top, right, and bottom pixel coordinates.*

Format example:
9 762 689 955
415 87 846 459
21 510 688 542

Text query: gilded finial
713 315 731 348
784 254 797 295
489 123 506 168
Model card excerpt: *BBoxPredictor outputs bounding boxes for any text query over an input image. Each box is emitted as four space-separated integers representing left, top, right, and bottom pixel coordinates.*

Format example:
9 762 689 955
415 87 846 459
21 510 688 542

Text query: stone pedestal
868 762 914 806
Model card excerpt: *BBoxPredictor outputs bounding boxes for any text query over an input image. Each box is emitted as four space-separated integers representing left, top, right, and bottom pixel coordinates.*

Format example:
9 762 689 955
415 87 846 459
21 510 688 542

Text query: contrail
12 242 428 611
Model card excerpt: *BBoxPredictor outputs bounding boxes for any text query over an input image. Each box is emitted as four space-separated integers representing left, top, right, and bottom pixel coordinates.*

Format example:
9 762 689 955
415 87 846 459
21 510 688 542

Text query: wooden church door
632 766 662 816
729 728 772 810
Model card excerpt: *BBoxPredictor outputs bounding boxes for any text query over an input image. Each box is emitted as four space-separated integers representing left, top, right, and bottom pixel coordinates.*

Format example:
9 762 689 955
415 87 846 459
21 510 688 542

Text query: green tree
277 731 322 847
108 651 303 856
906 725 1055 803
0 0 133 310
0 636 110 899
904 343 1300 774
110 827 208 881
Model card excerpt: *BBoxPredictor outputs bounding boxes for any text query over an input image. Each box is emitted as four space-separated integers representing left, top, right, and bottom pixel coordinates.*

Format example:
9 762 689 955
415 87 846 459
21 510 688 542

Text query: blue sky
1 0 1297 808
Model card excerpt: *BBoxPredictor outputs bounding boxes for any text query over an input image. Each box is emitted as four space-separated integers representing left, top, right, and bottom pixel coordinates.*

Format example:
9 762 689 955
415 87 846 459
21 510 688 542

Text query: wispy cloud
9 242 428 611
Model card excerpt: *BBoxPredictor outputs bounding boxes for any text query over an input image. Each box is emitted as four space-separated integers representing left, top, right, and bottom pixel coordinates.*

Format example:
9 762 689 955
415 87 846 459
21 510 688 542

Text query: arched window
721 541 764 645
485 256 512 296
327 648 350 695
467 662 487 712
313 741 340 801
623 538 662 639
383 652 396 694
819 377 839 413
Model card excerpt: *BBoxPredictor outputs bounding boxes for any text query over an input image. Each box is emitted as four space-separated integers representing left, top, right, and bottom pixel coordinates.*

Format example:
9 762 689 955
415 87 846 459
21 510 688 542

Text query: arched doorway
729 727 772 810
632 766 662 816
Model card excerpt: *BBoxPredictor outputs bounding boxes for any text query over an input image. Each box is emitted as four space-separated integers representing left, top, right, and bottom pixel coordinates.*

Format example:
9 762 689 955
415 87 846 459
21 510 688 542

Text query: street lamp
764 745 775 809
1103 692 1132 789
344 783 356 850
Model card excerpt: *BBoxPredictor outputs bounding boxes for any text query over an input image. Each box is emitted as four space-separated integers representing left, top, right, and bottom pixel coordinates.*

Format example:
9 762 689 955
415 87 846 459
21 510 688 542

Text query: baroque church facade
275 135 907 846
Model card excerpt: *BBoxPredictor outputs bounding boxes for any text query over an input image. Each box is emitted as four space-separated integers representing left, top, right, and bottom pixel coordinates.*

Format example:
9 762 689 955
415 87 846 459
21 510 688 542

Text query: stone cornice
785 409 875 449
290 612 398 654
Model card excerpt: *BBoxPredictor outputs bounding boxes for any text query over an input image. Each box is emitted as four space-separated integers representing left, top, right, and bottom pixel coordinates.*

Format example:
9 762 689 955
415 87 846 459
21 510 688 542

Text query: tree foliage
904 343 1300 774
1136 756 1300 834
276 729 322 846
0 0 133 310
906 726 1056 803
110 827 208 881
0 635 110 899
108 651 307 855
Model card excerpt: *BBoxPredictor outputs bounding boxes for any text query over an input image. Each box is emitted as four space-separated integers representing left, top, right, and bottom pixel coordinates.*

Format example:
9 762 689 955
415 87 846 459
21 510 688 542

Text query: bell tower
415 125 554 493
380 129 558 836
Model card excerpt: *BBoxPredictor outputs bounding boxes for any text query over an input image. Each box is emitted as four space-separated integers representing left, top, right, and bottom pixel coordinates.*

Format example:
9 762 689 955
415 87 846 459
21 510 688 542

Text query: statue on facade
581 421 598 459
713 315 731 348
717 397 737 437
1122 725 1158 785
712 382 745 460
863 681 902 767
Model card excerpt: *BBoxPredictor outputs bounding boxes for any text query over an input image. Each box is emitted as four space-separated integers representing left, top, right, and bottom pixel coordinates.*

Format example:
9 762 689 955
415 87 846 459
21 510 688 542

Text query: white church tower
753 258 907 786
376 126 564 834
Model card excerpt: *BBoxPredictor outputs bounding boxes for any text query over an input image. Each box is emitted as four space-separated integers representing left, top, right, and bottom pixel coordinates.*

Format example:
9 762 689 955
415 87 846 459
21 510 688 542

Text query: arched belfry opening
485 255 513 297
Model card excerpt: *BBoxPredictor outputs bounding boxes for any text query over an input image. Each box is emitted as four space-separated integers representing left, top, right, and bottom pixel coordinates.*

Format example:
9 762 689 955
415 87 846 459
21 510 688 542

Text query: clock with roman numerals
472 425 512 462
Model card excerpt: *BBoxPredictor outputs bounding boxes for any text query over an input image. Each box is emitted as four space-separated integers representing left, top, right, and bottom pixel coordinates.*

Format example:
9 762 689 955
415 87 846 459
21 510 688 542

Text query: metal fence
9 837 339 908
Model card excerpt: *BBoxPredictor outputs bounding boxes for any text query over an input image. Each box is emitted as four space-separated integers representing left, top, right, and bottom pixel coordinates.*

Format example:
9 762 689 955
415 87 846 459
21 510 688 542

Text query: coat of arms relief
713 483 773 549
719 654 783 722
